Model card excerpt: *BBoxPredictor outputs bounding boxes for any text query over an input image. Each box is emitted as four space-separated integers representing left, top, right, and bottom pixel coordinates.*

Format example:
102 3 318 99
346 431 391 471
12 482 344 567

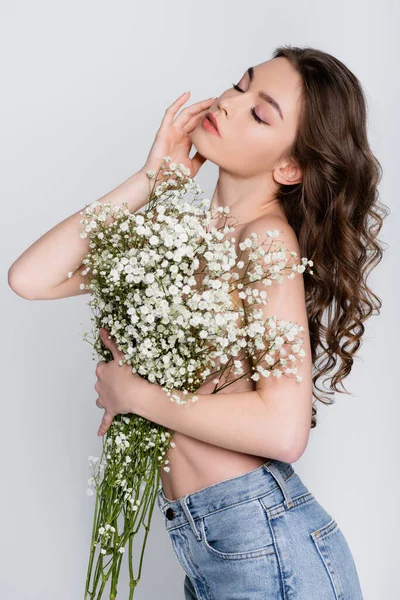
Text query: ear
272 160 302 186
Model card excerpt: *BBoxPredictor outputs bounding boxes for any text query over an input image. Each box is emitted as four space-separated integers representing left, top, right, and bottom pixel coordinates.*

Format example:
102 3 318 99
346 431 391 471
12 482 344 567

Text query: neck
209 168 285 229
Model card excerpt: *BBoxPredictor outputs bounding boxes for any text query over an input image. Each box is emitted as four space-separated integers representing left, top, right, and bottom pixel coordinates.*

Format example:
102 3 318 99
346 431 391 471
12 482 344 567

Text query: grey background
1 1 398 598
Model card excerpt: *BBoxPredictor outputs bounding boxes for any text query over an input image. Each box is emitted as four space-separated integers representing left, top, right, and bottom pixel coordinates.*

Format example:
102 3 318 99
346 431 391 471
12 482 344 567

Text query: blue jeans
156 458 364 599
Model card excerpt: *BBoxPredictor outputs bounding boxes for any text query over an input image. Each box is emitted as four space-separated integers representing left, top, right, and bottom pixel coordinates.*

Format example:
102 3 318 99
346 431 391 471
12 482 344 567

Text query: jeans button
165 507 175 520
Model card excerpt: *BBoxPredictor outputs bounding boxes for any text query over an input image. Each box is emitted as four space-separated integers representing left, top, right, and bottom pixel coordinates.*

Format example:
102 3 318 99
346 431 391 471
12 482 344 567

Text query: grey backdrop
2 1 398 598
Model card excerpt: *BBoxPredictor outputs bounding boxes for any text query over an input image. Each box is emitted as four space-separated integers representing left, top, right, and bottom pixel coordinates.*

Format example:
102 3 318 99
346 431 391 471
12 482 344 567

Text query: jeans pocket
310 517 364 599
199 498 275 560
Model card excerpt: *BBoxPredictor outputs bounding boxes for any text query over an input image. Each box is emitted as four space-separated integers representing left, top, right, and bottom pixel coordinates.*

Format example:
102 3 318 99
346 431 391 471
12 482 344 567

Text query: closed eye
231 83 270 126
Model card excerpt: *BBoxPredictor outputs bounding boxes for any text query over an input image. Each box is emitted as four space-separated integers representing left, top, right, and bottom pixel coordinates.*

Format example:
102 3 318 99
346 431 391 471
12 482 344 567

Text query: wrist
140 159 175 187
131 378 164 420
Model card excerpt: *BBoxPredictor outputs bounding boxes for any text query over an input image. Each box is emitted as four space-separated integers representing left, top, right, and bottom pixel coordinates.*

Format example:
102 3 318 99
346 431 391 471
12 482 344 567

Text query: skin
8 57 311 498
190 57 304 229
95 58 311 501
97 56 305 428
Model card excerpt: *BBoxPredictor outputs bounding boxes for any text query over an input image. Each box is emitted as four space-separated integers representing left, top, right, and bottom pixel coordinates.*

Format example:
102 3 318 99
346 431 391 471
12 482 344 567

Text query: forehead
249 58 303 121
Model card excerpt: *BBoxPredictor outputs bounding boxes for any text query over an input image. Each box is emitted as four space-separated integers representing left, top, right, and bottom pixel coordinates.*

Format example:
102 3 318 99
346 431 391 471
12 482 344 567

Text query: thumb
100 328 124 362
98 411 114 436
191 151 207 175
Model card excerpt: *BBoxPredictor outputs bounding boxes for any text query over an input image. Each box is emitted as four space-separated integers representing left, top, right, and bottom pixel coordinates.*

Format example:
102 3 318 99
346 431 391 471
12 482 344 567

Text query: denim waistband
157 459 296 541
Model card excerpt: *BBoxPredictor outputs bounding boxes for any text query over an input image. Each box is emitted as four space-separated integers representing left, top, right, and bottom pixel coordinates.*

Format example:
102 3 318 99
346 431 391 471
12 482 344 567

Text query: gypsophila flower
78 156 313 599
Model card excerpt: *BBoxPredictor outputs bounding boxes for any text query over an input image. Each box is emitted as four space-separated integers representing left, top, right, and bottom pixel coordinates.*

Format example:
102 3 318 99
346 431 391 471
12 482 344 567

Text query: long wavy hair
271 45 390 429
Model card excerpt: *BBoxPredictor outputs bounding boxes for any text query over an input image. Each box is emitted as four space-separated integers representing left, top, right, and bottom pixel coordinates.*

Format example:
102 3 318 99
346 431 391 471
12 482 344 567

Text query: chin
189 127 223 168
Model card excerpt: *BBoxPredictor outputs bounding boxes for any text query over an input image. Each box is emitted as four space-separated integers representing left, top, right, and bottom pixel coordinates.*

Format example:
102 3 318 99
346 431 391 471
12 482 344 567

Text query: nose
217 92 246 120
217 97 228 116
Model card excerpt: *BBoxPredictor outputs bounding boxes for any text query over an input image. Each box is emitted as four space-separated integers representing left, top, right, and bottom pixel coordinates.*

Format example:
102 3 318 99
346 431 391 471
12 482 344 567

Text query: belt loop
157 488 168 514
179 495 202 541
264 461 294 509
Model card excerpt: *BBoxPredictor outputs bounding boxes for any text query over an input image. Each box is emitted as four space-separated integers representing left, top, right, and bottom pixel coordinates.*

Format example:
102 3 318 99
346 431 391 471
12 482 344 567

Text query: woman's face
190 57 303 180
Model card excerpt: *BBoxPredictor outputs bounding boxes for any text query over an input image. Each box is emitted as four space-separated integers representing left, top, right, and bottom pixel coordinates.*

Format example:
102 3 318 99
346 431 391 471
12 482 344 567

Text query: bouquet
75 156 313 598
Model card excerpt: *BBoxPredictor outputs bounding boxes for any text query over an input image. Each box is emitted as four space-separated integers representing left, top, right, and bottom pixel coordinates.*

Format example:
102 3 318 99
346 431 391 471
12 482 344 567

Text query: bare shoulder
237 212 307 322
238 214 299 254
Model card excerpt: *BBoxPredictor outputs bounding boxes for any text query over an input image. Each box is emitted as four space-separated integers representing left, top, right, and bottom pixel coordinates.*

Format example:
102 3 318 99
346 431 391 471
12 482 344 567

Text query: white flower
266 229 280 238
79 162 310 529
168 284 179 296
149 235 159 245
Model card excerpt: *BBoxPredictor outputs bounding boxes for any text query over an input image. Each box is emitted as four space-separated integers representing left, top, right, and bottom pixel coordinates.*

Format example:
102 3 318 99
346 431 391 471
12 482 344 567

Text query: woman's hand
94 328 151 436
141 91 215 179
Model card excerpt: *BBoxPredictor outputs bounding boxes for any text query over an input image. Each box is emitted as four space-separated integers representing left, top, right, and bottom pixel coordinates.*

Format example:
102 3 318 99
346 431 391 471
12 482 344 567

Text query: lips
205 112 220 135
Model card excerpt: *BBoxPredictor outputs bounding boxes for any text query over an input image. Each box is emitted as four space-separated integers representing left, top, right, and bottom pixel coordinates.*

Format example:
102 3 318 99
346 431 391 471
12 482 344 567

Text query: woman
8 45 387 598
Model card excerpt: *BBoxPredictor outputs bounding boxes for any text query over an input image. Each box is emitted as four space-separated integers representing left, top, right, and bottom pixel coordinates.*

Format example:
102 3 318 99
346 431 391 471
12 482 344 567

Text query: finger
173 98 215 128
182 107 213 133
99 329 124 362
191 151 208 173
96 397 102 408
95 360 106 376
98 411 114 436
162 91 192 126
163 93 214 128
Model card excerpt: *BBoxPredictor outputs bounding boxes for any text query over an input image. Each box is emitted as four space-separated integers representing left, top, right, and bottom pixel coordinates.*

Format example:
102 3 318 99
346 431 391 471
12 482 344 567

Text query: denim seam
162 466 298 531
166 485 307 532
180 496 202 541
193 487 283 519
287 491 315 508
263 491 315 519
168 530 195 583
311 517 338 541
267 511 289 600
310 531 340 600
181 529 215 600
199 517 275 561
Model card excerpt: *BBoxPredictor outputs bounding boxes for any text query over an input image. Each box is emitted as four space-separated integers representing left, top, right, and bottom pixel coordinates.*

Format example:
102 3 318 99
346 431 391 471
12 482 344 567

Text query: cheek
240 127 295 175
226 131 277 176
190 122 279 177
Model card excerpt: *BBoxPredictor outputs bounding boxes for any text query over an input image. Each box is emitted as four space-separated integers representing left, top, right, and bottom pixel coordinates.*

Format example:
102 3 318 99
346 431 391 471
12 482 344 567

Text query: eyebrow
246 66 284 121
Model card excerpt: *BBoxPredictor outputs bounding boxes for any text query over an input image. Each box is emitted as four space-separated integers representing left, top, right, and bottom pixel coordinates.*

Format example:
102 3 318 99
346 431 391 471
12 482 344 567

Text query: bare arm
7 168 152 300
132 383 304 464
8 91 215 301
239 216 313 456
126 215 312 461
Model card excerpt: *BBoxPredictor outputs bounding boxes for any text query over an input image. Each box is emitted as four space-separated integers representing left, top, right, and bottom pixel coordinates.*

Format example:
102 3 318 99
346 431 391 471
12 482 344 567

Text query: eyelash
231 83 269 125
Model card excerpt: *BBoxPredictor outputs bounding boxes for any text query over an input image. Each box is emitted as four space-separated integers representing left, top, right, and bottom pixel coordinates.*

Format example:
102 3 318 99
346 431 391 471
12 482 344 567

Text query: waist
157 458 304 531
